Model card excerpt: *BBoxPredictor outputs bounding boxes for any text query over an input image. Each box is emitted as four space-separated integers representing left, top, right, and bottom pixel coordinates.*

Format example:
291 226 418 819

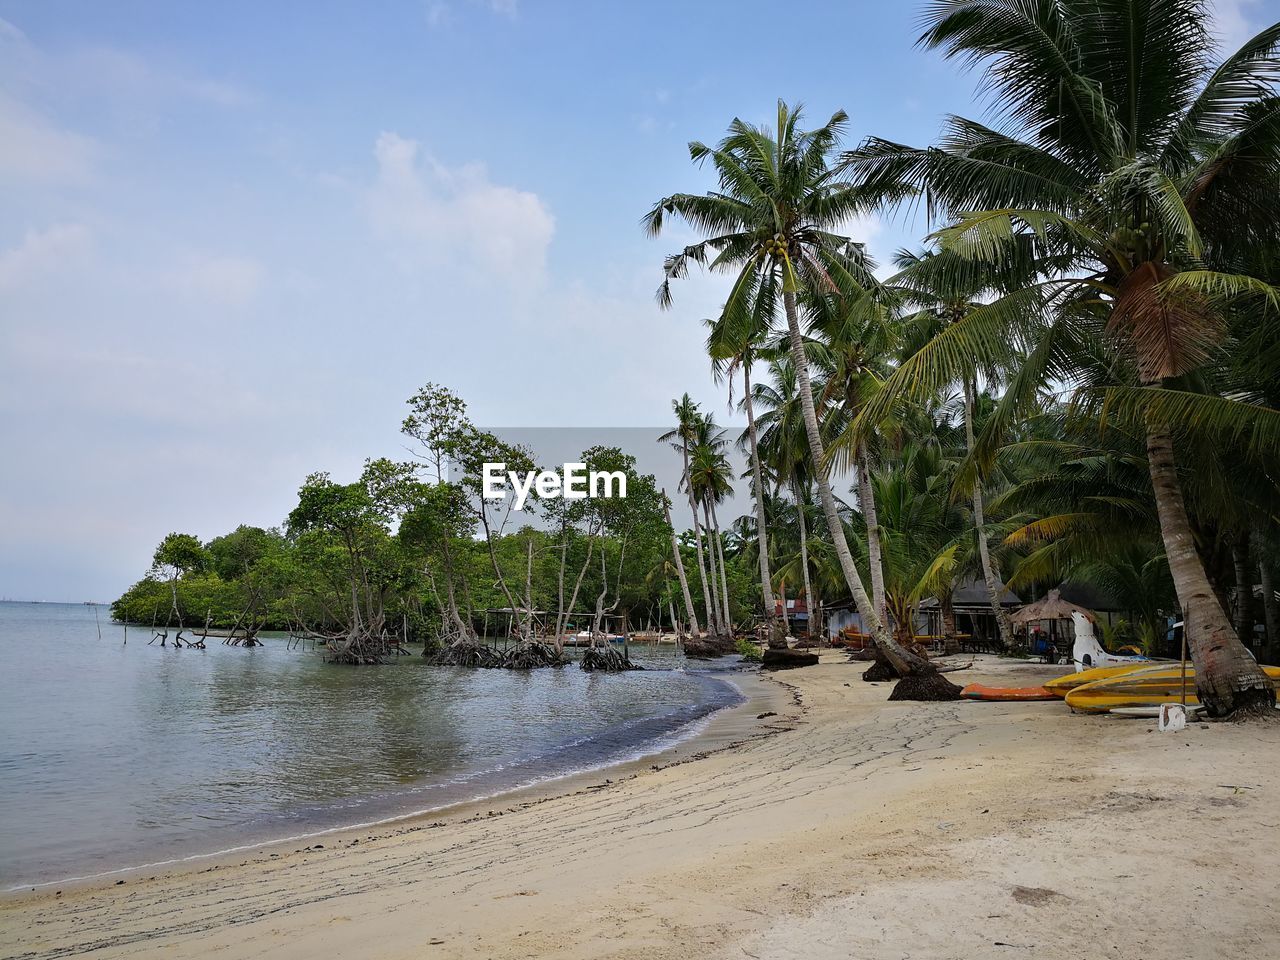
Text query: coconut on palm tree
647 101 958 698
842 0 1280 716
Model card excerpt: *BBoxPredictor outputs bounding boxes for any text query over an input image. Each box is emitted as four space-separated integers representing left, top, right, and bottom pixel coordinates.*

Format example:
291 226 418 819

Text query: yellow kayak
1042 662 1154 697
1065 664 1280 714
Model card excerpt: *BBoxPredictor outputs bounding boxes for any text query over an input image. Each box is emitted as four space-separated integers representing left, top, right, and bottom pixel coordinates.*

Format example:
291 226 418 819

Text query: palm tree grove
648 0 1280 717
8 3 1280 957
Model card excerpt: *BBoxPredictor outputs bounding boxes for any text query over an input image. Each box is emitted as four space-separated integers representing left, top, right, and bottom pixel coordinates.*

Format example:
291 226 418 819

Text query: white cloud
426 0 517 27
0 224 92 290
0 95 98 184
368 131 555 294
1208 0 1267 54
426 2 452 26
165 253 265 306
0 15 26 43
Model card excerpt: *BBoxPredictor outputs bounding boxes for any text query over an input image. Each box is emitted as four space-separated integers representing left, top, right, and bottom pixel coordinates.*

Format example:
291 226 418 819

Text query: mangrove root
580 645 641 672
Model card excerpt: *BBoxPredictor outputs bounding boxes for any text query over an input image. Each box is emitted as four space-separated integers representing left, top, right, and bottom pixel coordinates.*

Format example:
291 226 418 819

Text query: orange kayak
960 683 1059 702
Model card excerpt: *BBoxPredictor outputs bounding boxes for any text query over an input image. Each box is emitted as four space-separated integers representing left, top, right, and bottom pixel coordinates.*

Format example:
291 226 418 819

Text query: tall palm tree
648 102 949 691
814 287 901 630
888 246 1025 648
688 417 736 630
659 396 722 638
843 1 1280 715
706 313 788 647
661 491 700 639
754 356 823 639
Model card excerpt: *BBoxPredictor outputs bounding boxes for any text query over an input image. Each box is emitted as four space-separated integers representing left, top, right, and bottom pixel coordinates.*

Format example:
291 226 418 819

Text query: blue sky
1 0 1275 600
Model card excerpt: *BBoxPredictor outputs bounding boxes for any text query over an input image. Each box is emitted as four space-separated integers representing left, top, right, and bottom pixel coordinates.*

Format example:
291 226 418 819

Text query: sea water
0 601 740 888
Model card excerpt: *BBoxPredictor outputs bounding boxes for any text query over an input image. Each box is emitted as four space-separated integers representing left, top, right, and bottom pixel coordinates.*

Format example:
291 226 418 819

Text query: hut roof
918 576 1020 610
1011 588 1096 624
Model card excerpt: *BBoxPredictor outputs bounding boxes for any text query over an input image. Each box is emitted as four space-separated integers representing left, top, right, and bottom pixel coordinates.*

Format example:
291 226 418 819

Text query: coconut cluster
1111 221 1153 257
761 233 787 259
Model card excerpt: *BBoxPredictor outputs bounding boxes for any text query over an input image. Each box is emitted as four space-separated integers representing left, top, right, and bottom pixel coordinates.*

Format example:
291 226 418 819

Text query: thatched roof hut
1011 588 1096 625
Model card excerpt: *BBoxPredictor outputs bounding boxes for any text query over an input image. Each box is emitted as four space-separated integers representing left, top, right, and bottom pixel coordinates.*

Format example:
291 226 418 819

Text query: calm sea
0 601 740 889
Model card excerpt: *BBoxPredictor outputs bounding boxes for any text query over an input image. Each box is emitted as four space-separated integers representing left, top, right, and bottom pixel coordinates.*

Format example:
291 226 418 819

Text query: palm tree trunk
683 441 720 636
857 443 888 628
1233 532 1253 645
781 289 929 678
964 378 1014 649
702 500 724 633
663 493 700 638
711 500 733 632
941 591 960 655
1145 420 1272 716
796 486 814 644
743 363 786 648
1260 558 1279 659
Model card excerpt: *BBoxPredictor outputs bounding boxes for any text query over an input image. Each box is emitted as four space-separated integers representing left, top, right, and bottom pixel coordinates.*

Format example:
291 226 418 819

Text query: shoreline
1 668 786 899
5 654 1277 960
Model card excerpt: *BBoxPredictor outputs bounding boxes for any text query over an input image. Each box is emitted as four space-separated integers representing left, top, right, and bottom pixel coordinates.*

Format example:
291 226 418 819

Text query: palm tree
813 286 901 630
648 102 951 693
754 356 825 640
661 491 700 639
706 313 788 647
659 396 722 638
888 246 1027 649
842 1 1280 715
688 416 736 630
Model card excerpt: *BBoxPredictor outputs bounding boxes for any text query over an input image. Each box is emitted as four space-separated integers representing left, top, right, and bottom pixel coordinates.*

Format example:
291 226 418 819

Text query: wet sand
3 655 1277 959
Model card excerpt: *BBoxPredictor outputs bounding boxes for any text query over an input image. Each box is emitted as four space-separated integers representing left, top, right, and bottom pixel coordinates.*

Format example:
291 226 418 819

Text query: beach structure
1011 589 1099 663
917 577 1020 650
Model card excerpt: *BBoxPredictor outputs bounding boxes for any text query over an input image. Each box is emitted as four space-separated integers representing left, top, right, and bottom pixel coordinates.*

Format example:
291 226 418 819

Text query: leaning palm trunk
782 290 939 685
663 493 700 638
1145 421 1272 716
857 444 888 628
683 442 720 636
744 363 786 648
964 379 1014 649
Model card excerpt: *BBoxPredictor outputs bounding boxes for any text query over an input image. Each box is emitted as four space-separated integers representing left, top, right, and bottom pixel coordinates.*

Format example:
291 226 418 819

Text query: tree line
646 0 1280 713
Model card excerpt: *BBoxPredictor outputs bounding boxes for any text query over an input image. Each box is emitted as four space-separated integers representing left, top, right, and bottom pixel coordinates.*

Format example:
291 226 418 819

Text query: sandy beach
3 654 1278 960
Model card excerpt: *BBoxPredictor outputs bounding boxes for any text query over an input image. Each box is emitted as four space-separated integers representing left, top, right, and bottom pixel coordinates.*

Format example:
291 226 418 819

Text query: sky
1 0 1275 602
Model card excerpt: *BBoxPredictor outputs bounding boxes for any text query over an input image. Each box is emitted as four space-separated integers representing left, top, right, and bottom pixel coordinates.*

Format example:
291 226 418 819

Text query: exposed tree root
431 640 503 668
761 648 819 670
682 635 731 658
887 670 963 701
580 645 641 672
499 641 568 670
323 631 404 665
861 655 899 682
1211 688 1279 722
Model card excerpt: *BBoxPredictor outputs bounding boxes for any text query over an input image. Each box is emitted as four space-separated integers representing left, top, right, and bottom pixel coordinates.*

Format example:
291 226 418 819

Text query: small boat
1064 664 1280 714
960 683 1059 702
1042 662 1153 697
